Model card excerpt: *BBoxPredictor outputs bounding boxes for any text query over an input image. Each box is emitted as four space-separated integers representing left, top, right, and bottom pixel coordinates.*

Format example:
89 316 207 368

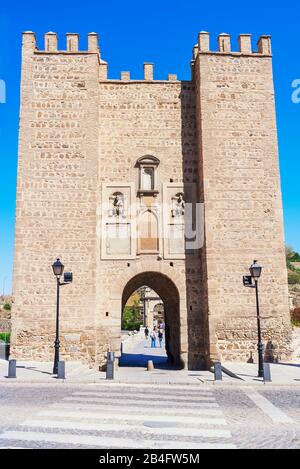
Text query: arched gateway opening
120 272 182 368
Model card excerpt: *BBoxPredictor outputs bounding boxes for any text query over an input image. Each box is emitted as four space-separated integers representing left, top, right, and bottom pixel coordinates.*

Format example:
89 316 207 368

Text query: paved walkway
0 359 104 383
1 344 300 385
119 337 168 368
117 337 223 384
222 361 300 385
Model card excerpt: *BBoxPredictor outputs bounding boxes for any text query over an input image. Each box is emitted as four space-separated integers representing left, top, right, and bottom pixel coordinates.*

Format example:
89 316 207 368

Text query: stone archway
106 262 188 369
122 272 181 367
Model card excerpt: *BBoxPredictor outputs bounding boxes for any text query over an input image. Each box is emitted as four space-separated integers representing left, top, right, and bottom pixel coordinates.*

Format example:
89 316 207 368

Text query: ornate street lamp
51 258 73 375
249 260 262 280
243 260 264 378
52 258 64 278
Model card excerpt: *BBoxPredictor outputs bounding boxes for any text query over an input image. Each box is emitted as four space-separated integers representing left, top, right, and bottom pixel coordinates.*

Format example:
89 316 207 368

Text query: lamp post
249 260 264 378
52 259 73 375
52 259 64 375
140 288 146 327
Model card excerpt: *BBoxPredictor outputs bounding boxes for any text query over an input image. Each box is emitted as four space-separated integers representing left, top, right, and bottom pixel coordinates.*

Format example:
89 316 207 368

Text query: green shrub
292 320 300 328
0 332 10 343
3 303 11 311
290 253 300 262
287 262 300 274
122 307 143 331
288 271 300 285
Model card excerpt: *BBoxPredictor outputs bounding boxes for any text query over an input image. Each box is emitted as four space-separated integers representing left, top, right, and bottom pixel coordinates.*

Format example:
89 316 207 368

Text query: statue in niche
108 193 126 218
172 193 185 218
114 194 124 216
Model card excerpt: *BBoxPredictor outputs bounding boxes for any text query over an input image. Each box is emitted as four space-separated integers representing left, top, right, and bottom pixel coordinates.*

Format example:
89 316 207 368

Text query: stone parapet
196 31 272 56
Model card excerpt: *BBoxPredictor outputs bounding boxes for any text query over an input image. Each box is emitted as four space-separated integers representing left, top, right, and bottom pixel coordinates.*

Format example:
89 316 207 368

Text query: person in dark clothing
144 327 149 339
158 330 163 348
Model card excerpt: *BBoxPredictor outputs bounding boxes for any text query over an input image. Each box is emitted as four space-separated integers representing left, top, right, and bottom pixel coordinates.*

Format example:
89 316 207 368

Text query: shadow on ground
119 353 179 370
119 347 177 370
119 339 180 369
277 362 300 369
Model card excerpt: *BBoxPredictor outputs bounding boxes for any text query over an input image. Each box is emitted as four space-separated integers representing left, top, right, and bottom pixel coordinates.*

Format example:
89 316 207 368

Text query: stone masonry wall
193 33 292 362
95 80 207 369
11 33 99 363
11 31 292 369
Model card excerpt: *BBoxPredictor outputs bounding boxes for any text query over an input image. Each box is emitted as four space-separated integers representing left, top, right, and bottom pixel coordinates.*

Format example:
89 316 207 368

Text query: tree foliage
286 245 300 284
121 306 143 331
288 271 300 285
0 332 10 343
286 246 300 263
286 245 296 260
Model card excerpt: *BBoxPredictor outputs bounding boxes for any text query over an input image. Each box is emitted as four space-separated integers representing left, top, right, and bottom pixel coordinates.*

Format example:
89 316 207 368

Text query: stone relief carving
108 192 126 218
171 193 185 218
102 183 134 259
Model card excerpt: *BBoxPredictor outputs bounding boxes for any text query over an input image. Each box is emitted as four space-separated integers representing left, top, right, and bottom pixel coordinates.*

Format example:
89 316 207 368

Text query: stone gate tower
11 30 292 369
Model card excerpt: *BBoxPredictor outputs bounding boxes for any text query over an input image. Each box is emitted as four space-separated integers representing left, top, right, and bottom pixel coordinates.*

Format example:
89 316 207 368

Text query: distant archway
122 272 181 367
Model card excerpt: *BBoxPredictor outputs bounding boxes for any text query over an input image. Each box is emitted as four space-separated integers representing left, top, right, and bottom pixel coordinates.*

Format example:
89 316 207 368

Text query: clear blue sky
0 1 299 294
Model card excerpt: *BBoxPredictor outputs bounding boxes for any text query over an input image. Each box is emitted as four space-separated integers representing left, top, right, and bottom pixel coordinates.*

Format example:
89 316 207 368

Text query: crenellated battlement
193 31 272 58
22 30 272 84
22 32 179 82
22 31 101 55
24 31 271 58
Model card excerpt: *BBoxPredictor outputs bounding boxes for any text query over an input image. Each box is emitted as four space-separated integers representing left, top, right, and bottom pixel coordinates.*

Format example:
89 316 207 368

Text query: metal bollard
263 363 272 383
214 362 223 381
57 361 65 380
106 352 115 380
8 359 17 379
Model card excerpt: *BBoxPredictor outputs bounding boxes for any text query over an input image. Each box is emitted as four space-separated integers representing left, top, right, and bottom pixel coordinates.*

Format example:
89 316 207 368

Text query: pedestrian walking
158 330 163 348
150 330 157 348
144 326 149 339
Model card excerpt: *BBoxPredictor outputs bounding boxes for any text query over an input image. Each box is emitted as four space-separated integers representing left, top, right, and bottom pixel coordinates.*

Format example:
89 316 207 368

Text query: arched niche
138 209 159 253
136 155 160 196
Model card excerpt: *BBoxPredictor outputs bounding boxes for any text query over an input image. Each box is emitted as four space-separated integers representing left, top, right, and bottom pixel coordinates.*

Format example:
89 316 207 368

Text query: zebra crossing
0 384 237 449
